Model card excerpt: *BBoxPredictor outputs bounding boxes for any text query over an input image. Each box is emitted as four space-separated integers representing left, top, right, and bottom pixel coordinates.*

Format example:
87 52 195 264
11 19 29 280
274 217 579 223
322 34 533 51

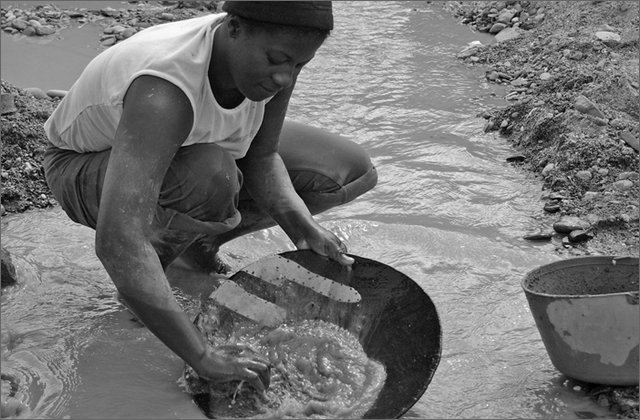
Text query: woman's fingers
244 359 271 389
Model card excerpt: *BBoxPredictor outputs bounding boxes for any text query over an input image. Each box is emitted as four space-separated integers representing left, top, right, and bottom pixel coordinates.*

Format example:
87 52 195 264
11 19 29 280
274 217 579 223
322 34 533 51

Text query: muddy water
0 2 615 419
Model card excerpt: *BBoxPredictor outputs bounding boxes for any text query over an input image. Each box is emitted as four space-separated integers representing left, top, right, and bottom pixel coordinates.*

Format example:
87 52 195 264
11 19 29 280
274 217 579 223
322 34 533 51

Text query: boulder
574 95 606 119
46 89 68 99
23 87 48 99
1 247 17 288
620 131 639 152
1 93 17 115
568 230 592 243
553 216 590 234
495 27 522 43
496 8 517 24
613 180 633 191
595 31 621 47
489 22 507 34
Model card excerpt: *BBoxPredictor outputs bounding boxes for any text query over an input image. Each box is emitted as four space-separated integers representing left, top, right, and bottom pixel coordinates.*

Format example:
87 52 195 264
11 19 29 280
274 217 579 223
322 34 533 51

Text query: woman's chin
245 85 277 102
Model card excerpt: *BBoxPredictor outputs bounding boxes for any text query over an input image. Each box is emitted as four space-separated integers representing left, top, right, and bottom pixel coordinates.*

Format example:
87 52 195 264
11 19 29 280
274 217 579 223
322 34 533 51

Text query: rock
100 7 120 17
585 213 602 225
457 42 483 59
506 154 525 163
564 50 584 60
1 93 17 115
542 163 555 176
548 192 567 201
544 201 561 213
486 70 500 81
588 115 608 126
46 89 68 99
179 0 211 8
1 247 17 288
496 8 517 24
10 19 28 31
553 216 590 234
575 170 592 181
595 31 621 47
121 27 137 39
23 87 48 99
568 230 592 243
539 72 552 81
159 13 175 21
22 26 36 36
511 77 529 87
489 22 507 34
35 25 55 36
101 36 117 47
23 162 39 179
583 191 599 201
495 27 522 43
620 131 639 152
618 171 638 180
574 95 606 119
111 25 126 34
621 28 639 44
609 118 627 130
613 180 633 191
28 19 42 29
457 49 477 59
523 231 554 241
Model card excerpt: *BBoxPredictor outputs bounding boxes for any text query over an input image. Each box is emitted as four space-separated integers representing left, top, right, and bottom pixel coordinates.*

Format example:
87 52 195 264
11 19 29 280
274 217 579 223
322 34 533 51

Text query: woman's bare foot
171 240 231 274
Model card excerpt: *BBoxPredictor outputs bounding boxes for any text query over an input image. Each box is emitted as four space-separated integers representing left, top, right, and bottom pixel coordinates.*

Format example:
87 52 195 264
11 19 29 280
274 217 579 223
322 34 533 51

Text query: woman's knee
160 143 241 220
279 120 375 184
278 120 377 208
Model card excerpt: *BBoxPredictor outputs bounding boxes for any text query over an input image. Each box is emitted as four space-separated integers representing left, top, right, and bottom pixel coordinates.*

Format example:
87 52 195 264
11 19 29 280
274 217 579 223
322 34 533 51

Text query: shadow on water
0 1 618 419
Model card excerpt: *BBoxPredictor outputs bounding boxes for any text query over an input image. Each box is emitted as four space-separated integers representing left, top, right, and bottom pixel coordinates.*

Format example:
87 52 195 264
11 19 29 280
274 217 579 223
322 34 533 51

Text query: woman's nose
272 71 293 89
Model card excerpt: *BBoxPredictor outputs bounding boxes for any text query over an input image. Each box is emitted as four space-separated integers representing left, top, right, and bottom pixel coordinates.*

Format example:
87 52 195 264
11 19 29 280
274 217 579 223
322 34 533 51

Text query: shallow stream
1 1 616 418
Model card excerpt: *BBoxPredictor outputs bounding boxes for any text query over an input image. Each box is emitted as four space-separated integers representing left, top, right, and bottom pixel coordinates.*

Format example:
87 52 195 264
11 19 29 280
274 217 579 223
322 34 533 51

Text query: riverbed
0 1 616 418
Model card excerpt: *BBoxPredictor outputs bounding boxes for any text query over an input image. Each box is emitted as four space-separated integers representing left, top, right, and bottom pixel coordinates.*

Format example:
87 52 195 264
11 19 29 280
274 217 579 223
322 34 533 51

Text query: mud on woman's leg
160 143 243 273
178 121 379 264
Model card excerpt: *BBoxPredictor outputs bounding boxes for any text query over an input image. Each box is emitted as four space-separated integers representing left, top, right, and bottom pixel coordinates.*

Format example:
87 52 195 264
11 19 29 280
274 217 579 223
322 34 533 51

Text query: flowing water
0 1 615 418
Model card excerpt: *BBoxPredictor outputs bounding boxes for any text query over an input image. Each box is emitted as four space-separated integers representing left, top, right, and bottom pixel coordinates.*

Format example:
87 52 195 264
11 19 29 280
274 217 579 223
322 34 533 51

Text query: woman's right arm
94 75 269 391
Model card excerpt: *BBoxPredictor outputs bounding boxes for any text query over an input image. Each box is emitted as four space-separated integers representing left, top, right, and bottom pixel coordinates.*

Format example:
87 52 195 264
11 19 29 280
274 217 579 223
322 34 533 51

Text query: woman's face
227 22 325 101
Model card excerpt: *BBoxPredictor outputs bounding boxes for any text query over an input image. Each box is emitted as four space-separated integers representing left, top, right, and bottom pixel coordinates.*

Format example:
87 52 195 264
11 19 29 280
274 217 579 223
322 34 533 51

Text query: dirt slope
446 0 639 259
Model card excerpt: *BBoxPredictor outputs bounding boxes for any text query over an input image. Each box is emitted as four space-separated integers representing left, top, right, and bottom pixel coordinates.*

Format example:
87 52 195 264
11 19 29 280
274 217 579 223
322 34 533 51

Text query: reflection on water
0 2 617 419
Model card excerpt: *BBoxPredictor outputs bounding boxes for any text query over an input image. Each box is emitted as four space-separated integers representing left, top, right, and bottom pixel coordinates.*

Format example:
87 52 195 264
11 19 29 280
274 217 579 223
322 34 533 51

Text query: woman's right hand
197 345 271 393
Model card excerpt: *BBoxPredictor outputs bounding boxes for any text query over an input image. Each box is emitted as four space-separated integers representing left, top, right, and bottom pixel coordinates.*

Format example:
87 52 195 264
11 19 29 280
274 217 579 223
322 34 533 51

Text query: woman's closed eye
267 53 288 65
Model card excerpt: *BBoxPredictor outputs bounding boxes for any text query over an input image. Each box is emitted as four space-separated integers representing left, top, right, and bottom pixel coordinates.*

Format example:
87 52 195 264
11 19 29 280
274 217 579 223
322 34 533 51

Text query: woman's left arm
237 86 353 266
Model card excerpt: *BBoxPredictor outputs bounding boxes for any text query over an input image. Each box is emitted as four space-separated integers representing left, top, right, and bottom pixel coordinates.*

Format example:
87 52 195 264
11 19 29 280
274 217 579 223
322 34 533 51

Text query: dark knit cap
222 1 333 31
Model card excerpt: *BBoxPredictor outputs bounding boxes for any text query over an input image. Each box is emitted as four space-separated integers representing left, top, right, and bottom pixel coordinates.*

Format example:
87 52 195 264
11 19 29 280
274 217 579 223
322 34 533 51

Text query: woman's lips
260 84 279 95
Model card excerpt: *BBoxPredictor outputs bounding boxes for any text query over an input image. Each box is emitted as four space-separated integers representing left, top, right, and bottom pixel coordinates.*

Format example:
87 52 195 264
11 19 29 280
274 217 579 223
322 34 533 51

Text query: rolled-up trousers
43 120 378 266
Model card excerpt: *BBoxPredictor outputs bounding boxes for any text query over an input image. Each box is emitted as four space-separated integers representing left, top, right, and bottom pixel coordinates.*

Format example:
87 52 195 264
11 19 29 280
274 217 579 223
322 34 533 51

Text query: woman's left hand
294 225 354 266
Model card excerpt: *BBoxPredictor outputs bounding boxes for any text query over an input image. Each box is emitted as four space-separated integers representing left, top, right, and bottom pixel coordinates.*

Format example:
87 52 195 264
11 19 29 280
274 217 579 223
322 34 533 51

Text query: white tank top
44 13 268 159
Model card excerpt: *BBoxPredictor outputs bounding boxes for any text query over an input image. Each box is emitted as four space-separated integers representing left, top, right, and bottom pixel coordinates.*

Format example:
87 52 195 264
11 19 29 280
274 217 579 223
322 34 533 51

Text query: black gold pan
189 250 442 419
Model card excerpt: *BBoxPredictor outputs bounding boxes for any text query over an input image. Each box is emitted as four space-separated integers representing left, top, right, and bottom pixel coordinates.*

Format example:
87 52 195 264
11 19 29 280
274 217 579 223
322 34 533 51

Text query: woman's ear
227 16 242 39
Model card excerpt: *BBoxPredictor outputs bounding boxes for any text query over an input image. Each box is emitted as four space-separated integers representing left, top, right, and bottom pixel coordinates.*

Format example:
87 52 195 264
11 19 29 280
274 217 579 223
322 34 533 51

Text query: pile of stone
1 1 220 47
450 1 544 33
0 4 67 36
